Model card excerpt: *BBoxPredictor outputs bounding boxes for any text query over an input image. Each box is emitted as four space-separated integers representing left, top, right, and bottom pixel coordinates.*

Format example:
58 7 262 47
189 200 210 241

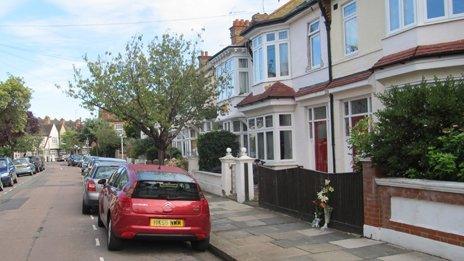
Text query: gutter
318 0 336 173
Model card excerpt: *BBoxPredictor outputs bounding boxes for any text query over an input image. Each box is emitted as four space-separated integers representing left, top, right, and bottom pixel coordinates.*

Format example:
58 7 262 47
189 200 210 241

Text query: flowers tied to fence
311 179 334 229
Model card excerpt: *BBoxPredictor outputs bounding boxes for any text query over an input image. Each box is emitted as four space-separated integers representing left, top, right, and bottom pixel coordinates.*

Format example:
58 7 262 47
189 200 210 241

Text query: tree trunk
157 148 165 165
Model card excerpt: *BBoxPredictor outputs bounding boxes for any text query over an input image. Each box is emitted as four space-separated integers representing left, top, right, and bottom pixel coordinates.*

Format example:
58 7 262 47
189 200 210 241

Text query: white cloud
0 0 25 17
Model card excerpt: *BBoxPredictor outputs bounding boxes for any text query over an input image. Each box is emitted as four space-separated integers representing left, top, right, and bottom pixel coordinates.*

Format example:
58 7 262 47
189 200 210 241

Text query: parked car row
0 156 45 191
67 154 83 167
75 158 211 252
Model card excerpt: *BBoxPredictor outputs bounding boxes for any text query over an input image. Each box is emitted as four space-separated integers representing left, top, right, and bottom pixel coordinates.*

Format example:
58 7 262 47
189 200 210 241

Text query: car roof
128 164 187 174
94 161 126 167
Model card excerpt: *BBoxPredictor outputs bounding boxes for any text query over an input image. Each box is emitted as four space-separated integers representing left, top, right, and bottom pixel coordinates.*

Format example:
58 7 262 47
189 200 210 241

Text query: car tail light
119 193 132 213
86 180 96 192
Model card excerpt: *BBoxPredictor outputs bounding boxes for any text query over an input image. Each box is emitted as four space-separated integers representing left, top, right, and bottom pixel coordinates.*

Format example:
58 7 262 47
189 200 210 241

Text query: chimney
44 116 51 125
229 19 250 45
197 50 210 67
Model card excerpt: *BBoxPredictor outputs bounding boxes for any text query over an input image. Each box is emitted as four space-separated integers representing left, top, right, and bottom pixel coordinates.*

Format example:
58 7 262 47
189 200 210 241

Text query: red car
97 164 210 251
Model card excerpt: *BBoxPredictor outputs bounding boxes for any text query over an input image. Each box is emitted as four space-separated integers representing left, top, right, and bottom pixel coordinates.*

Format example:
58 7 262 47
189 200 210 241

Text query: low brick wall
192 170 223 196
362 159 464 260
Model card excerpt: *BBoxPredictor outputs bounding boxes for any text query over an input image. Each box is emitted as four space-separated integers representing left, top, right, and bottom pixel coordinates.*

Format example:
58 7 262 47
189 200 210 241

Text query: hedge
197 131 239 173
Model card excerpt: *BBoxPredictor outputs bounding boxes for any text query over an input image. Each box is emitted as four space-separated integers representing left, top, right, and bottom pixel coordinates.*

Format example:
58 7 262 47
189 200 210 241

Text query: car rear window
132 171 199 200
14 158 29 164
93 166 119 179
0 160 6 168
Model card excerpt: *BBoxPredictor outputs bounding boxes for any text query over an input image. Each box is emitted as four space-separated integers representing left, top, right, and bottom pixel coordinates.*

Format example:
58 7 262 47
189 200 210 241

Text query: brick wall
362 159 464 248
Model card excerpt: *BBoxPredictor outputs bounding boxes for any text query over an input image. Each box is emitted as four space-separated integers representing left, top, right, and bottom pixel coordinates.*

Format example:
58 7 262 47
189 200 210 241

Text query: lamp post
119 132 125 160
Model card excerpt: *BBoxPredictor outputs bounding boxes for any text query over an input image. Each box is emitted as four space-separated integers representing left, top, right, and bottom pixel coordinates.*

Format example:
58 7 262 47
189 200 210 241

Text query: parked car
29 156 45 172
0 157 18 187
13 157 36 176
68 154 83 166
97 164 210 251
81 155 94 174
82 162 124 214
84 157 126 176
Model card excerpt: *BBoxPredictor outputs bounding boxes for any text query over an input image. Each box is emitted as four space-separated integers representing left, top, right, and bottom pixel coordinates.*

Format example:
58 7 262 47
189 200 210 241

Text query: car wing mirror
98 179 106 185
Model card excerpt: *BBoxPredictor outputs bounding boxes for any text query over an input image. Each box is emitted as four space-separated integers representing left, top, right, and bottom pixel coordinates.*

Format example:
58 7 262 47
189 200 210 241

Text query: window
249 133 257 158
308 20 322 68
233 121 241 132
265 115 273 127
308 106 328 139
266 132 274 160
343 1 358 55
252 30 289 84
257 132 265 160
248 118 255 130
388 0 415 32
280 130 293 160
453 0 464 14
279 114 292 126
426 0 464 19
216 58 235 101
256 117 264 128
427 0 445 19
267 45 276 77
344 97 372 136
238 58 250 94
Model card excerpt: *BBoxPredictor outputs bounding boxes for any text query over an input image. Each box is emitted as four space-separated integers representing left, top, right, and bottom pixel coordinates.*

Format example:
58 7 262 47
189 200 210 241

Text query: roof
208 44 247 62
373 39 464 69
295 70 372 97
237 81 296 107
241 0 317 36
39 124 53 136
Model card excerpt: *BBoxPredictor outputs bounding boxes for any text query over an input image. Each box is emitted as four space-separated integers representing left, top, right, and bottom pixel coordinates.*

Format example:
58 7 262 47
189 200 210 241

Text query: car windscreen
14 158 29 164
0 160 6 168
132 171 199 200
93 166 119 179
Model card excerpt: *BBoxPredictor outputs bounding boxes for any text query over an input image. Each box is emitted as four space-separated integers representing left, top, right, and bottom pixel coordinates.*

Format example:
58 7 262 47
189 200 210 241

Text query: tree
197 131 239 173
60 130 82 153
0 76 32 149
64 34 220 164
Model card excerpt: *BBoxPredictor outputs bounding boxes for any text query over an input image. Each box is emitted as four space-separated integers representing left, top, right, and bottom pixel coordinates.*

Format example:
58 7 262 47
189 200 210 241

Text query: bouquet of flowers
311 179 334 228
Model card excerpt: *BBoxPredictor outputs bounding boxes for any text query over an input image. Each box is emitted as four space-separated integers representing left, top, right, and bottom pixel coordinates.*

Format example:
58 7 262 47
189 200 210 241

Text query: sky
0 0 287 121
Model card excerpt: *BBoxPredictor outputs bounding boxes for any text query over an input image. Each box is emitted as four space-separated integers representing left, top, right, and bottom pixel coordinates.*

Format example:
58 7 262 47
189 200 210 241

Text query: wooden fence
257 166 364 234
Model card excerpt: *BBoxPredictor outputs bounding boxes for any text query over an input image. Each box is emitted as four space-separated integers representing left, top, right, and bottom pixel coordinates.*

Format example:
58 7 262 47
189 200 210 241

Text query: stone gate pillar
235 147 255 203
219 148 236 197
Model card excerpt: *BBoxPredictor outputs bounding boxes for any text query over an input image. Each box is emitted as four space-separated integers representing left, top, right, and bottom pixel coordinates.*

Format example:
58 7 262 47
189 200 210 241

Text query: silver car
82 162 124 214
13 158 35 176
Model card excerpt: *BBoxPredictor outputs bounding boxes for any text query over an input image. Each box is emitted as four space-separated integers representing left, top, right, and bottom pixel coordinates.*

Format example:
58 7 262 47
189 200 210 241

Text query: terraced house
177 0 464 173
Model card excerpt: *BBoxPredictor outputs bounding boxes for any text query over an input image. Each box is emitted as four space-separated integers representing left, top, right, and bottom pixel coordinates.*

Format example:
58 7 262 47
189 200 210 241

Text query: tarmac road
0 162 219 261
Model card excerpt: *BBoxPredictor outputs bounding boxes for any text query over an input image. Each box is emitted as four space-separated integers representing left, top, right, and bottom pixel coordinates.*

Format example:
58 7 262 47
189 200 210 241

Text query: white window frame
237 57 250 94
252 29 290 85
308 19 322 69
343 1 359 56
386 0 417 33
308 105 328 140
343 96 372 137
425 0 464 22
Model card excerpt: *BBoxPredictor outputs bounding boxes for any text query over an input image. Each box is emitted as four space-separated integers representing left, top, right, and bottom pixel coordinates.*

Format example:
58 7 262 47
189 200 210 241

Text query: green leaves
197 131 239 173
64 33 219 163
367 77 464 181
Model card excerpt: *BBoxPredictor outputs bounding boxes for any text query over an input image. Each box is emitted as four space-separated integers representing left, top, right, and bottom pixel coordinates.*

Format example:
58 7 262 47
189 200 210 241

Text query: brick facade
362 159 464 248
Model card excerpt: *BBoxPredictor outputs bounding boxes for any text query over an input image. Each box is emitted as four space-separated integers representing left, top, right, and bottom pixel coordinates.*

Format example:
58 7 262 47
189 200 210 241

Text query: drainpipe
318 0 336 173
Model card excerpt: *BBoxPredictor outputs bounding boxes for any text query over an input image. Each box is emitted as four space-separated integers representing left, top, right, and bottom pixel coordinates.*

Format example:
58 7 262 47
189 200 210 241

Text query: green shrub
352 77 464 181
198 131 239 173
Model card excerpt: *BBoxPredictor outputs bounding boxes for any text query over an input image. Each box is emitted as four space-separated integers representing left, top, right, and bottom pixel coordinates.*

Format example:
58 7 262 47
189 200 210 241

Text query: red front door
314 121 328 172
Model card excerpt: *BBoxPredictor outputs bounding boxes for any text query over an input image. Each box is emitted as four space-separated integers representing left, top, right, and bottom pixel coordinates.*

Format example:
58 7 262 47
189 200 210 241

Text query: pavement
0 162 218 261
206 194 447 261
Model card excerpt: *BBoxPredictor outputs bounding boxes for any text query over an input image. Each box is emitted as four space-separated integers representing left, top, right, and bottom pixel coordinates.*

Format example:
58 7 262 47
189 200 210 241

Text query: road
0 162 219 261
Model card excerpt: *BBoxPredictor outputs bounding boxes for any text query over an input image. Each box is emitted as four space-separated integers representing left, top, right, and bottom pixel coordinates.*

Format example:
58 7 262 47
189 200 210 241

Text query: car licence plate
150 219 184 227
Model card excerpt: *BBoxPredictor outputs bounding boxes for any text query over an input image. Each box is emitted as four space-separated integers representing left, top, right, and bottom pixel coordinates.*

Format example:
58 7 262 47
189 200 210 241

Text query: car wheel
191 238 210 251
107 219 123 251
9 178 14 187
30 171 33 176
82 200 90 215
97 211 104 227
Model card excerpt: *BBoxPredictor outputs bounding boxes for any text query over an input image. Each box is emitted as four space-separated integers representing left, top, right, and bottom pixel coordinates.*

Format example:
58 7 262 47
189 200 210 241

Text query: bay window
215 58 235 101
343 1 358 55
247 113 293 161
252 30 290 84
388 0 416 32
308 19 322 68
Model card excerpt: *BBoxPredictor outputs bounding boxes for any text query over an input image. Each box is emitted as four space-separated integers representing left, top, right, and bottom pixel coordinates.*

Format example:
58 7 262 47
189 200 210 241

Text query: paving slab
330 238 384 249
206 193 447 261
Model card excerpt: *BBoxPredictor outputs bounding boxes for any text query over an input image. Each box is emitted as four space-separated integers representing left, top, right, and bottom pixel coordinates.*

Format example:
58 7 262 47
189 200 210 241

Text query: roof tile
237 81 295 107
